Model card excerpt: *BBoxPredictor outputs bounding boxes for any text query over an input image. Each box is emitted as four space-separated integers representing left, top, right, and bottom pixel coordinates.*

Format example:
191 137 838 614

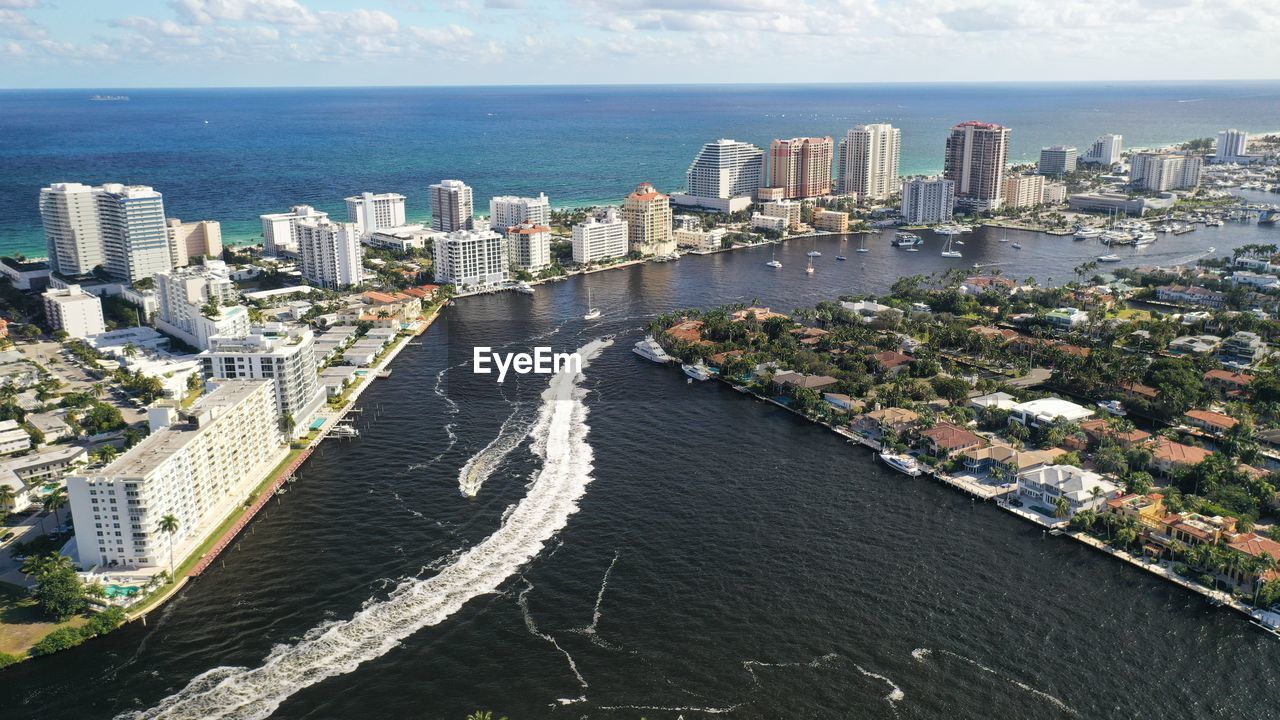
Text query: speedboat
682 362 713 381
836 255 847 261
1011 242 1022 249
514 282 535 295
807 250 822 257
879 452 923 477
959 225 974 233
633 336 673 364
1097 399 1127 416
1098 254 1121 262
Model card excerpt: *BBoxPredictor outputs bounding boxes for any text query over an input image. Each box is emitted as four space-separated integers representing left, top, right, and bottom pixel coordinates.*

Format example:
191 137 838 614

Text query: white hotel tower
837 124 901 200
671 138 763 213
345 192 407 237
489 193 551 235
296 217 364 289
39 182 171 282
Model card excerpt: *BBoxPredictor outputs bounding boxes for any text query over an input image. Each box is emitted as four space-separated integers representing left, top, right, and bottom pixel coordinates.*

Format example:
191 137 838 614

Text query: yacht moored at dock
682 362 714 381
633 336 674 364
879 452 923 477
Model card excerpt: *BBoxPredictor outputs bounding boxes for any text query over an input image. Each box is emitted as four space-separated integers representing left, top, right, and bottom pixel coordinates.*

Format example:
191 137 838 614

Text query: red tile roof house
850 408 920 439
1117 382 1160 403
1203 369 1253 396
1183 409 1240 435
918 422 984 458
969 326 1020 344
772 371 840 394
667 319 714 346
1227 533 1280 592
1148 437 1213 475
871 350 914 376
1079 419 1151 447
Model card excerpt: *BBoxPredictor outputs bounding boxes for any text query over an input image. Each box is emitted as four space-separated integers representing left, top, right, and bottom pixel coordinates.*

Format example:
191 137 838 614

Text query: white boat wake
913 648 1077 716
458 402 531 497
518 580 587 705
855 664 904 712
118 337 613 720
741 652 839 685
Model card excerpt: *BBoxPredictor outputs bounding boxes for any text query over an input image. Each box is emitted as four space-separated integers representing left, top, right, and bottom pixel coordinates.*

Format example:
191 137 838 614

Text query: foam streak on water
855 664 905 710
917 648 1077 716
118 338 612 720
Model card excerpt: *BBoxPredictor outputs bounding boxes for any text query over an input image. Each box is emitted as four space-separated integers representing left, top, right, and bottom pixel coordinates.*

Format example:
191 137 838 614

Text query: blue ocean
2 81 1278 256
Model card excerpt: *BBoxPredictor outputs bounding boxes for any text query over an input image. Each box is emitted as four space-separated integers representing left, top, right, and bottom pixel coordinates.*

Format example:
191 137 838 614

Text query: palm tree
1252 554 1278 607
159 514 180 578
1053 496 1070 520
0 484 15 513
43 486 68 528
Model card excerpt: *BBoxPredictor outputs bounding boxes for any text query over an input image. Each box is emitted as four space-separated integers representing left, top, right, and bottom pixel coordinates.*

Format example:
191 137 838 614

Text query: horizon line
3 78 1280 92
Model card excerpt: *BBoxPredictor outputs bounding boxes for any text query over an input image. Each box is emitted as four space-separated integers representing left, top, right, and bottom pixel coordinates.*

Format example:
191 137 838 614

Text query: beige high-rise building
1002 174 1045 209
768 137 834 199
944 121 1011 212
838 124 901 200
166 219 223 267
623 183 675 256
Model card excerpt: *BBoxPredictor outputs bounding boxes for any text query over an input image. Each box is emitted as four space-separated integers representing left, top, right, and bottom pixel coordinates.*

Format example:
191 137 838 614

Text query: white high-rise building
296 218 364 289
1215 129 1252 163
39 182 105 277
1083 134 1122 166
1038 146 1078 175
1129 152 1203 191
430 179 474 232
345 192 407 238
42 285 106 339
97 184 171 283
433 229 507 288
506 221 552 273
200 328 326 438
66 379 281 571
901 178 955 224
837 124 901 200
260 205 329 257
39 182 171 282
154 261 250 351
672 139 763 213
572 209 629 264
489 193 551 235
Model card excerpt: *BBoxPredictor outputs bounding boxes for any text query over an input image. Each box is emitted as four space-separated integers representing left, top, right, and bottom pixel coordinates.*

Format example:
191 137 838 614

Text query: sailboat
806 255 815 274
856 234 869 253
807 237 821 257
941 236 962 258
766 245 782 268
836 236 847 261
583 288 601 320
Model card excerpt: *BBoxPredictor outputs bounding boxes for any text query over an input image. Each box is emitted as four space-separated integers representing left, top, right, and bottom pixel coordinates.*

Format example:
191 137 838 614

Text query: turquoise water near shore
2 81 1279 257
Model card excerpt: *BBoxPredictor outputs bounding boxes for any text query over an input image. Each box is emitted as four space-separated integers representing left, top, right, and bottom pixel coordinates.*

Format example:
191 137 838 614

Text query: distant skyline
2 0 1278 88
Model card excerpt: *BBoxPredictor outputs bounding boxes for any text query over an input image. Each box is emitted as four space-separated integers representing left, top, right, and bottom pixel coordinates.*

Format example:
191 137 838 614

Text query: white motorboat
1097 399 1127 416
1011 242 1022 249
1098 254 1122 262
633 336 673 364
514 282 535 295
583 288 601 320
330 423 360 438
807 250 822 257
1074 228 1103 240
879 452 923 477
894 232 923 247
682 362 713 381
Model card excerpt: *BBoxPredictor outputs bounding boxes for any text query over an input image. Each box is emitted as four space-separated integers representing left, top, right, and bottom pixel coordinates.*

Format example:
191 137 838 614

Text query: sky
1 0 1278 88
